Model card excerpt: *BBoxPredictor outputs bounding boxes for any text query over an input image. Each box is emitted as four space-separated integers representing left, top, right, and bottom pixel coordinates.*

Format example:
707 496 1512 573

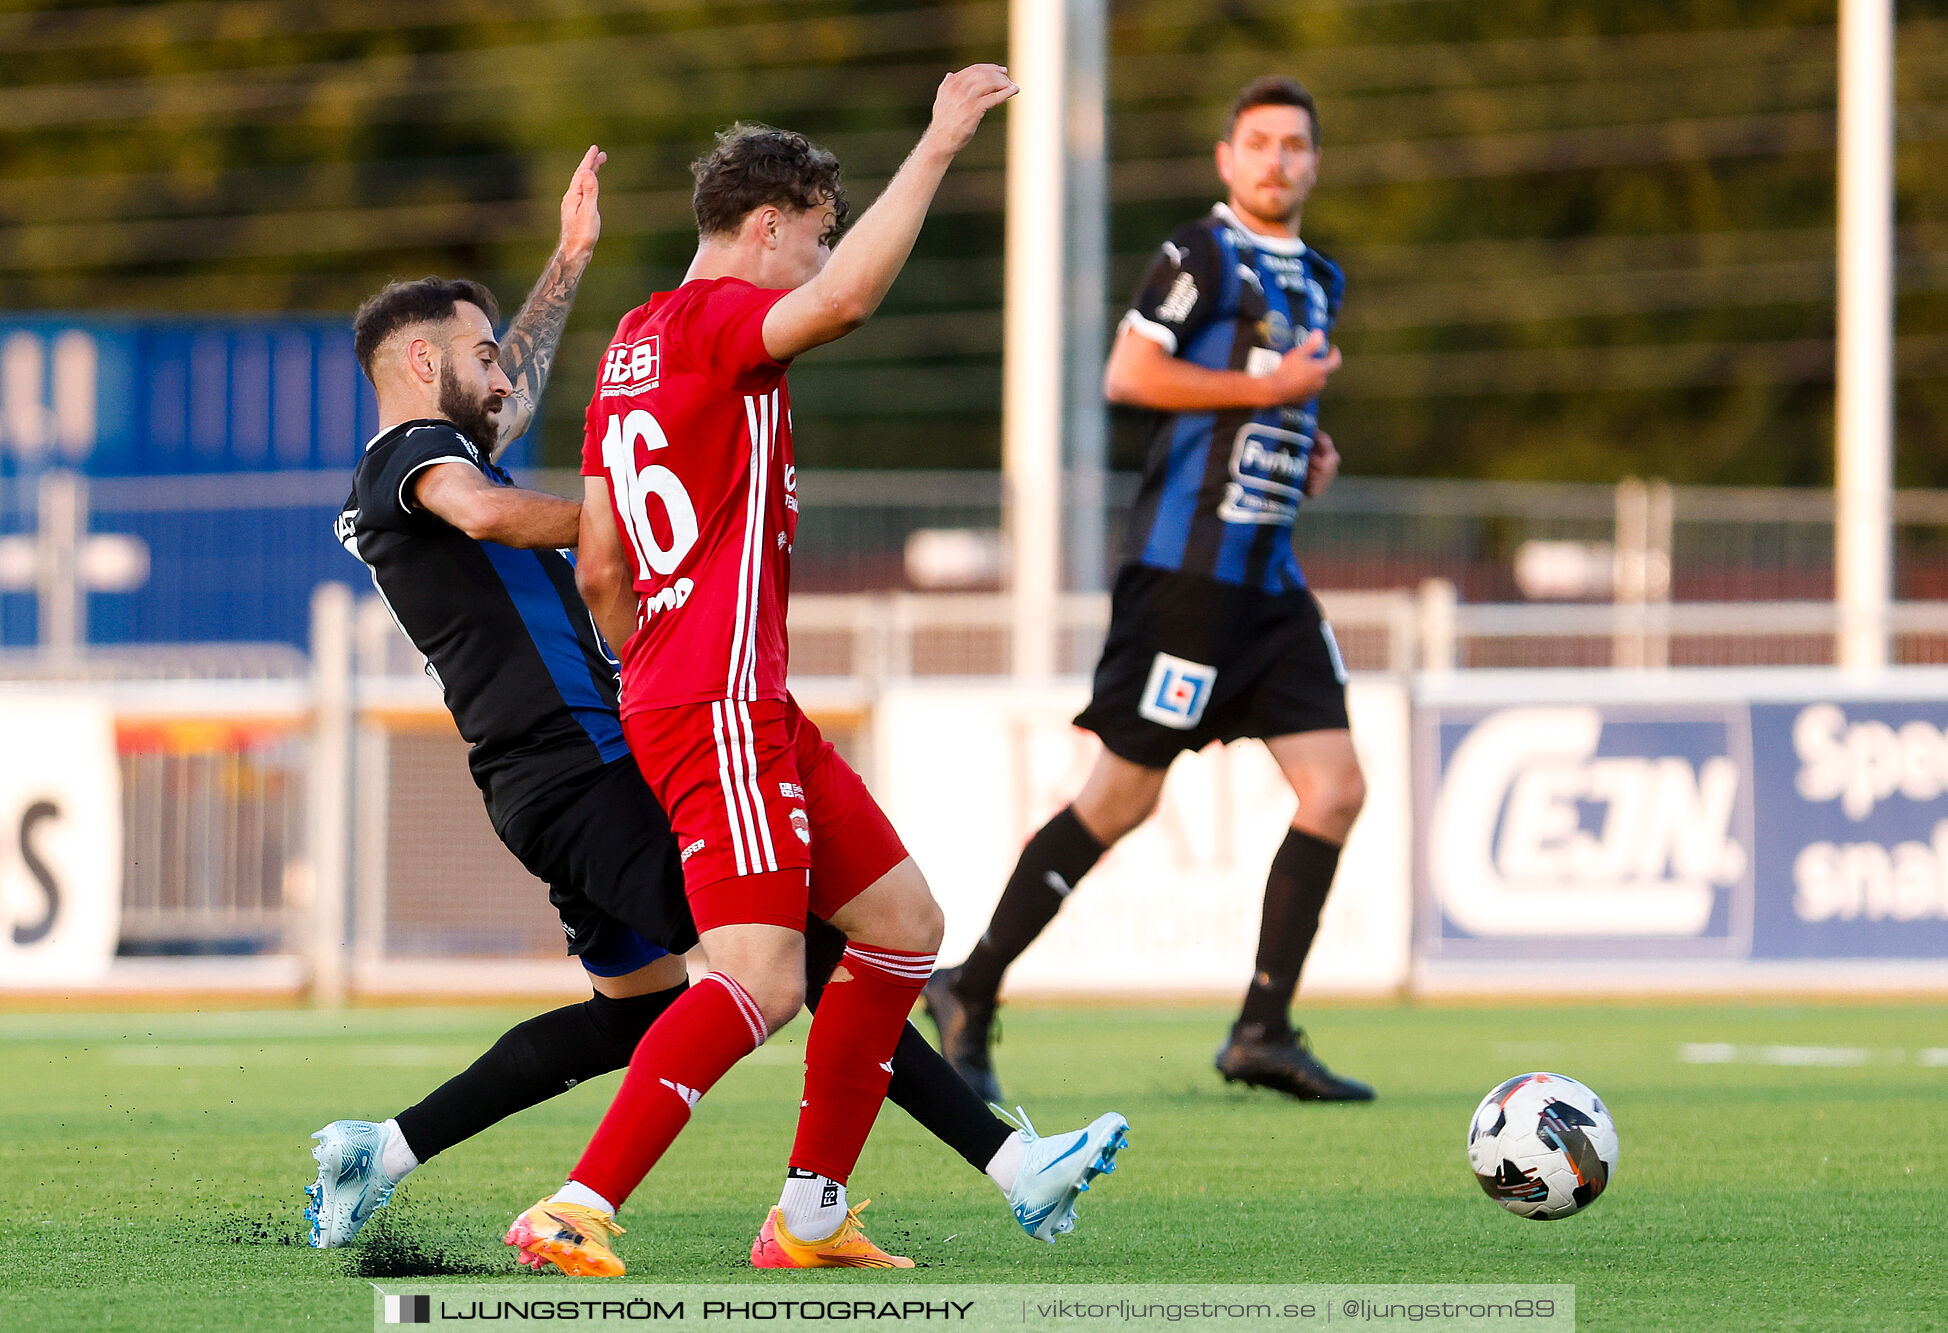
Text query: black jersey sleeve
1121 223 1224 357
360 422 482 533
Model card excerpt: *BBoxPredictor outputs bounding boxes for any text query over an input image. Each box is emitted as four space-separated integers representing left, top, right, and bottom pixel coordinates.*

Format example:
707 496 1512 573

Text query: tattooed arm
492 145 606 459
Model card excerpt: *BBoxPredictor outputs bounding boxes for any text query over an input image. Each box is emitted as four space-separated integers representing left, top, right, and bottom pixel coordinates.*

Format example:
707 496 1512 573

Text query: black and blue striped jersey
336 419 629 831
1118 203 1344 593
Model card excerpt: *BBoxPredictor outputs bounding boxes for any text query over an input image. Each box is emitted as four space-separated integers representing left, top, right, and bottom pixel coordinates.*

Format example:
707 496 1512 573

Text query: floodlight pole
1835 0 1895 672
1003 0 1067 678
1065 0 1109 597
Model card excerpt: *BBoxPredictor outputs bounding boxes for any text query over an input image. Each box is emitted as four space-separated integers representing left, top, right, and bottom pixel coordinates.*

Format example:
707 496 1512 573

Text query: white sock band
778 1170 847 1240
985 1131 1025 1194
549 1180 617 1216
380 1119 419 1183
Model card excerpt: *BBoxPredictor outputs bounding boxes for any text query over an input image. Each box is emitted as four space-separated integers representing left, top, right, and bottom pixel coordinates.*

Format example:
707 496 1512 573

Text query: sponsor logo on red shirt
599 337 661 395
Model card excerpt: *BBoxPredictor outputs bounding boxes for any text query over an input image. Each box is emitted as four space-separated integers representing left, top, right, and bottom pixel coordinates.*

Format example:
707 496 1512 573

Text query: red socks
568 972 766 1208
568 945 934 1206
788 944 935 1182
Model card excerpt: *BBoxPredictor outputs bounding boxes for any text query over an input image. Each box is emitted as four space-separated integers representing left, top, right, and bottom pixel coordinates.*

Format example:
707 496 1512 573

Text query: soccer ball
1466 1072 1618 1220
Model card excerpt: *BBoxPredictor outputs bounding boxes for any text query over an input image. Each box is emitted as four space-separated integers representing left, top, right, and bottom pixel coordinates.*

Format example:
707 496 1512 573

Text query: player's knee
828 857 943 952
1314 766 1365 839
1336 766 1367 822
1075 790 1155 846
735 972 806 1035
911 891 946 953
860 887 944 955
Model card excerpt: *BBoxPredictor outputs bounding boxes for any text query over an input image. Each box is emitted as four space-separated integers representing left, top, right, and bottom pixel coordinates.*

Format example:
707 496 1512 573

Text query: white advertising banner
0 694 122 985
872 678 1411 996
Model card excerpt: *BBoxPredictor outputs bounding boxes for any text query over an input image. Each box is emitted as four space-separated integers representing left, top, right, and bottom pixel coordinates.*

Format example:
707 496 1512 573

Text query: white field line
1676 1043 1945 1067
98 1038 805 1067
0 1009 538 1044
104 1044 481 1066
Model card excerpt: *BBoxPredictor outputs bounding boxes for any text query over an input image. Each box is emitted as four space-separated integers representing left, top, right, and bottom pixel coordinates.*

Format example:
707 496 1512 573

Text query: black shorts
497 757 700 972
1074 565 1350 769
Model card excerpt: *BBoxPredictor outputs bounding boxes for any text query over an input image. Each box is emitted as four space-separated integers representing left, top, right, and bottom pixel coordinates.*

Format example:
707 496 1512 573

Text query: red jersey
581 278 798 714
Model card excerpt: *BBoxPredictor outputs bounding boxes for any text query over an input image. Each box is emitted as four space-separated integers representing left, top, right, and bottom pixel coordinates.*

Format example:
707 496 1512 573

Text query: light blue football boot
1000 1107 1129 1243
304 1119 396 1247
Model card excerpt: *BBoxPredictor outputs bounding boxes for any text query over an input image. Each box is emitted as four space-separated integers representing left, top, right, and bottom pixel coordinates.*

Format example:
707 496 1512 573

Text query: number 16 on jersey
599 409 699 578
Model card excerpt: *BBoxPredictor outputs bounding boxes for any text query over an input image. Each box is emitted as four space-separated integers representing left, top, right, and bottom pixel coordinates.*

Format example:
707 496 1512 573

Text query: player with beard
315 146 700 1248
312 149 1125 1260
926 76 1376 1105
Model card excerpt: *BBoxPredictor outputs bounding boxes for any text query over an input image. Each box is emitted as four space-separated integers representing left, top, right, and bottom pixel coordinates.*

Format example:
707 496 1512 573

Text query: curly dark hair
691 122 848 241
352 277 500 380
1224 75 1320 146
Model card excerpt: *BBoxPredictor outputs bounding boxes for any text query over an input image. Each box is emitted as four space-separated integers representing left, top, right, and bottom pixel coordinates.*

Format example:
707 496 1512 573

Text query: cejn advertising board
1416 672 1948 978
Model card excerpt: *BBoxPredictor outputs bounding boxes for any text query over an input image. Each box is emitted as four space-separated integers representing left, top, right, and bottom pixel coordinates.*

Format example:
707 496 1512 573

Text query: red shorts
622 695 909 934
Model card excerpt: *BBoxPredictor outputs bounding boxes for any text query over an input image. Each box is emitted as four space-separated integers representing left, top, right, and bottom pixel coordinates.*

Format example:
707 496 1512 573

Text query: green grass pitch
3 998 1942 1331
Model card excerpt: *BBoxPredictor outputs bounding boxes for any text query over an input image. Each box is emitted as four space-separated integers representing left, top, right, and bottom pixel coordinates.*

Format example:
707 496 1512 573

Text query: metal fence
794 587 1948 678
770 470 1948 605
7 467 1948 654
117 712 307 955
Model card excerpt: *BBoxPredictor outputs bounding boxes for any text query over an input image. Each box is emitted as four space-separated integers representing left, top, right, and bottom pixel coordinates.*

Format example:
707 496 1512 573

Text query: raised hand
924 64 1018 157
493 146 605 455
559 144 606 260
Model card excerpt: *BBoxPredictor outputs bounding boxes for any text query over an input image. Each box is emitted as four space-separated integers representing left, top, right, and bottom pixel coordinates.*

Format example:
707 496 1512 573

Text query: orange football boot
504 1199 627 1277
750 1200 914 1269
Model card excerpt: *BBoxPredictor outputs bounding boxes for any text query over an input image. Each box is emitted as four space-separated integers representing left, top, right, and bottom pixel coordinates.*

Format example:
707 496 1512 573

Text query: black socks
1235 827 1341 1037
393 985 684 1163
957 805 1105 1004
885 1020 1014 1170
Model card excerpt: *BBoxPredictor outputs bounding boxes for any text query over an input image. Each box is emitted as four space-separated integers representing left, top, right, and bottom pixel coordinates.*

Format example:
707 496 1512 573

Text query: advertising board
1416 672 1948 975
0 694 122 985
874 679 1412 997
1749 699 1948 959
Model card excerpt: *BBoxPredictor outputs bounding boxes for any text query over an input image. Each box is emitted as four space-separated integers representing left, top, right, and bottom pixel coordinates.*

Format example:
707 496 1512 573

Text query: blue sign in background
0 316 536 648
1418 694 1948 966
0 316 386 475
1749 699 1948 960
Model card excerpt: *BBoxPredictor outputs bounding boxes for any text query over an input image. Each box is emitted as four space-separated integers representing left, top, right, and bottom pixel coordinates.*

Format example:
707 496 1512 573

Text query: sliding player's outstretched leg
305 1120 395 1248
996 1106 1130 1243
307 956 688 1248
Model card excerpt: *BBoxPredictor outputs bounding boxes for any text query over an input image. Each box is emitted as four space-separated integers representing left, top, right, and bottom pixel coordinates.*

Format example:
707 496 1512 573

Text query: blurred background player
510 64 1124 1277
311 149 1125 1255
926 75 1375 1105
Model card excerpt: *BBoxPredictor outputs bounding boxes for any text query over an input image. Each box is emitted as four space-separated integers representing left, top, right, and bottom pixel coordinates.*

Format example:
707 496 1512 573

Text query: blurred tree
1 0 1945 485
